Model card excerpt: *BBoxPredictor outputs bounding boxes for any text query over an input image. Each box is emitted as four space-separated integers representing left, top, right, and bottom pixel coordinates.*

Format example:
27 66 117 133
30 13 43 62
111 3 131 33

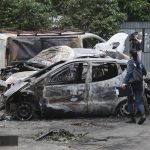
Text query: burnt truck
1 58 130 120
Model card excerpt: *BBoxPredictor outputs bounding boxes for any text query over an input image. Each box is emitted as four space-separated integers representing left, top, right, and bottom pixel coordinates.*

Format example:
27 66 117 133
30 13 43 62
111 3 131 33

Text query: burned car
1 45 105 86
0 46 75 81
1 58 128 120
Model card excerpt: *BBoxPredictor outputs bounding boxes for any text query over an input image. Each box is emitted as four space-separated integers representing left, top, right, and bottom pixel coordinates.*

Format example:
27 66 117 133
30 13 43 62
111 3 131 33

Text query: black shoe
138 117 146 125
126 118 136 123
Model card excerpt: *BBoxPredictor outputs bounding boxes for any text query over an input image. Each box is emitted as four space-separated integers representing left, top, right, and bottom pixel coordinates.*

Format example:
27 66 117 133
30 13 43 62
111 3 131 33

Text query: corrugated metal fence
121 22 150 71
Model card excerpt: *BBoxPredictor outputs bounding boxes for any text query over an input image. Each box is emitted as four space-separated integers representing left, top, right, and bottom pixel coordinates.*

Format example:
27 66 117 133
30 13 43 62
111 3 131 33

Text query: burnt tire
118 100 137 117
15 101 36 121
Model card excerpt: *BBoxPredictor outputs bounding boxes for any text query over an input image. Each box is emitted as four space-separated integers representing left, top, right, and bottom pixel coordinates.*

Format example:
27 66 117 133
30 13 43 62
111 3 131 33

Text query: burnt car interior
49 62 88 85
24 61 66 82
92 63 118 82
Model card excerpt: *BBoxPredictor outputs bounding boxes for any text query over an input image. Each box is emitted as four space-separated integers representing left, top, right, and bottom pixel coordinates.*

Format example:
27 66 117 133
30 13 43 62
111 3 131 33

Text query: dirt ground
0 116 150 150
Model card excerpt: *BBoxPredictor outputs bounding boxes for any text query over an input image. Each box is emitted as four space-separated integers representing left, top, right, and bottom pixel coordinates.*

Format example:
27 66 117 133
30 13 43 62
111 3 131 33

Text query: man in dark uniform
129 32 142 60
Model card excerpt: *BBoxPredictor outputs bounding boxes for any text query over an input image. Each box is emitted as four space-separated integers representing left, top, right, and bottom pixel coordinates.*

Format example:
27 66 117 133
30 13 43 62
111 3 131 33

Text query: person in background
129 32 142 60
122 49 147 125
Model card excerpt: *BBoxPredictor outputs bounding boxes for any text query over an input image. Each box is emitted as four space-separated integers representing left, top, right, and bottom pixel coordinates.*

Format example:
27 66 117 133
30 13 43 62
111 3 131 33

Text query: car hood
5 71 37 85
4 81 28 98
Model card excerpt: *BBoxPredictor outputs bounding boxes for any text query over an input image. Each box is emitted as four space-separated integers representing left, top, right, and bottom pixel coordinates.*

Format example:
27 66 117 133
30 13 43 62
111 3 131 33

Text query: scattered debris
71 122 91 127
35 129 88 142
35 129 75 142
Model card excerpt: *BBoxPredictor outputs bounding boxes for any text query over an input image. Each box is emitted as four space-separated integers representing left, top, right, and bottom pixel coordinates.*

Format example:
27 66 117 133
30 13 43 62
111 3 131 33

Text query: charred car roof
23 57 127 82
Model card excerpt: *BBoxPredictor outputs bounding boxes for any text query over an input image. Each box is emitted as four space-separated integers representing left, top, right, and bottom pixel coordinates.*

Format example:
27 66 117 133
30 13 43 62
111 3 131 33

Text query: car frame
2 58 128 120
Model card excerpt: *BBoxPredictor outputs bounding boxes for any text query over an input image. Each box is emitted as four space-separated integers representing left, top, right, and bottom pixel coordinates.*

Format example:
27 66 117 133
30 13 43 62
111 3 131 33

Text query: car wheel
118 100 137 117
15 101 35 120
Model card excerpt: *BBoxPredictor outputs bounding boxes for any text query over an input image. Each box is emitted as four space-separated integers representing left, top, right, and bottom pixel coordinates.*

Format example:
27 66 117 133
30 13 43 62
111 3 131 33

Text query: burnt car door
88 61 123 116
43 62 89 117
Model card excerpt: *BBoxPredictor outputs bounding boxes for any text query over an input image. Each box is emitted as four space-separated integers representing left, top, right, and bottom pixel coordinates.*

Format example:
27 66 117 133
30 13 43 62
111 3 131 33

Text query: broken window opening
23 61 65 82
49 62 88 85
92 62 118 82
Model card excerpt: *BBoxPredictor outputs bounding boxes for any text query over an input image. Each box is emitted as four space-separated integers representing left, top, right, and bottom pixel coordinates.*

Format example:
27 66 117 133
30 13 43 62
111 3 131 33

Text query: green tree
118 0 150 21
54 0 126 39
0 0 53 30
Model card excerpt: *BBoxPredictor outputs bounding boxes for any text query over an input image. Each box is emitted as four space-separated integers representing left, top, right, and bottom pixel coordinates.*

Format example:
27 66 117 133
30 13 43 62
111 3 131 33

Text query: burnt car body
1 58 128 120
0 46 75 80
1 46 105 85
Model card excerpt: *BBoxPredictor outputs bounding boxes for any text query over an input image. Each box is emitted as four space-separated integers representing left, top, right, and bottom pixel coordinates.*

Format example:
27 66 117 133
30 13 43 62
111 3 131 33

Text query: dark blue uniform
124 59 147 114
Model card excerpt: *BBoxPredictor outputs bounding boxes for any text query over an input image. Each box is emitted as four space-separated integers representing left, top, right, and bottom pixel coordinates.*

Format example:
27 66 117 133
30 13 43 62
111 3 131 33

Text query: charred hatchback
2 58 128 120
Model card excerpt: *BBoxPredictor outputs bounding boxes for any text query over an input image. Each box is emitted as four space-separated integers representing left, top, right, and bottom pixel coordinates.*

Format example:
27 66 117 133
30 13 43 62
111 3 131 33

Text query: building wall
121 22 150 71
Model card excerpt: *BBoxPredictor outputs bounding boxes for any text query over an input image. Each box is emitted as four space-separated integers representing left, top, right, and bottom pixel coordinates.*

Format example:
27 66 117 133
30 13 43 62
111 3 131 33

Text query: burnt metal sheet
8 37 42 63
88 74 123 115
7 36 81 65
4 82 28 97
42 84 88 115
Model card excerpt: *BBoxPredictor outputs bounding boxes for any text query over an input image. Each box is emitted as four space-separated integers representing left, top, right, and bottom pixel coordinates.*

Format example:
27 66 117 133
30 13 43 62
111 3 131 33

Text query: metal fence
121 22 150 71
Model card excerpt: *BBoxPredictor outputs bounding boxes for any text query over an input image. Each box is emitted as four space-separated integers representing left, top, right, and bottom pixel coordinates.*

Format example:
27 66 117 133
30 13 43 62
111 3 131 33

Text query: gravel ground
0 116 150 150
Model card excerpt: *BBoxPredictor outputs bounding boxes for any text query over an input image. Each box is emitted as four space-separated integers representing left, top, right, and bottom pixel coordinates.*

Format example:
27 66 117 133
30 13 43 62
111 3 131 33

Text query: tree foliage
0 0 149 38
0 0 53 30
118 0 150 21
56 0 126 39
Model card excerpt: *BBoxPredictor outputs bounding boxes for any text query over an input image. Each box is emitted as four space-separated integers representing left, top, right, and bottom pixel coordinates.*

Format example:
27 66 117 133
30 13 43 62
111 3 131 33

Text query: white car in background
95 33 128 53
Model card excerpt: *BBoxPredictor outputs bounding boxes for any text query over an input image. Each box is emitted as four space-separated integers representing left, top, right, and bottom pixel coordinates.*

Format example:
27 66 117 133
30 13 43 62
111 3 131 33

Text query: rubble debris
0 110 13 121
35 129 58 141
35 129 89 142
71 122 91 127
35 129 88 142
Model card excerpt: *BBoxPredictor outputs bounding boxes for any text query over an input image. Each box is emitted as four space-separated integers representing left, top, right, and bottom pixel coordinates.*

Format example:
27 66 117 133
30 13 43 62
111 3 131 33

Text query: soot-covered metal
0 58 131 120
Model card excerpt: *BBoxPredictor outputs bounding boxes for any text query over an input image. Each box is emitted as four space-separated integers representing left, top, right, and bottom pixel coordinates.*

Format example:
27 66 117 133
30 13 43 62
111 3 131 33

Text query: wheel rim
16 102 33 120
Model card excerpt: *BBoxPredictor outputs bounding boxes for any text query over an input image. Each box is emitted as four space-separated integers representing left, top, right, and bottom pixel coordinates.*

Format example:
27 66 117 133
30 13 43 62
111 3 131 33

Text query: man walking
122 49 147 125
